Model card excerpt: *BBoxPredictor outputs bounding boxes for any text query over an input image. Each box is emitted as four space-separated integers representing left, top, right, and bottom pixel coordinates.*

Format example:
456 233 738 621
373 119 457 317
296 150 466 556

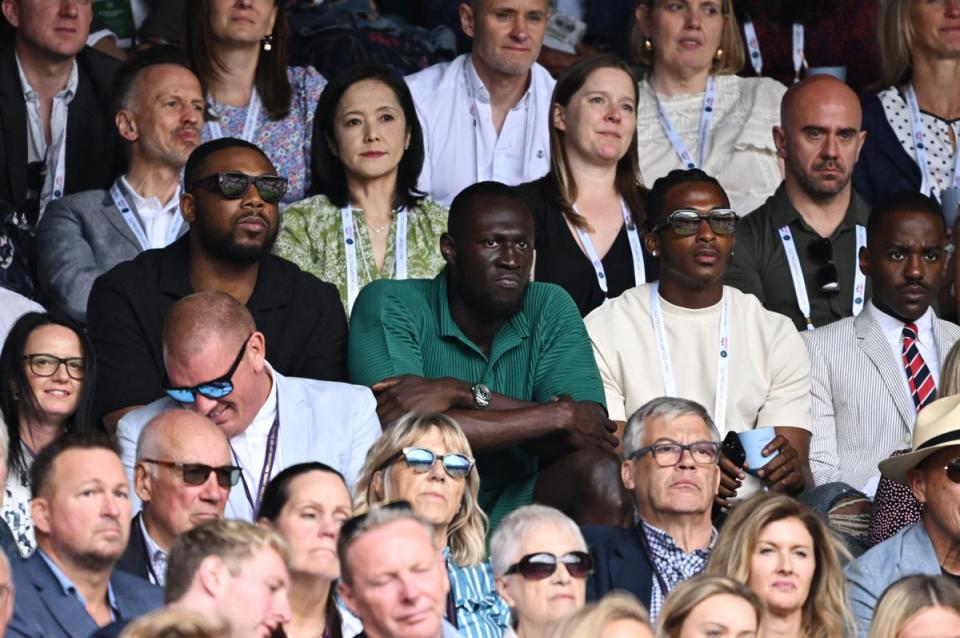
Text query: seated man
337 503 457 638
846 395 960 637
803 191 957 545
87 137 348 431
37 45 202 322
583 397 719 622
349 181 623 529
586 169 812 503
8 433 162 638
117 410 236 586
118 291 380 521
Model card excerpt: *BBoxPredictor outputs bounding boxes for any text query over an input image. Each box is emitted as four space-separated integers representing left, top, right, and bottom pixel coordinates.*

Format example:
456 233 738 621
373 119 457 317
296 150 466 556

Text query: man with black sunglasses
87 137 349 433
726 75 870 331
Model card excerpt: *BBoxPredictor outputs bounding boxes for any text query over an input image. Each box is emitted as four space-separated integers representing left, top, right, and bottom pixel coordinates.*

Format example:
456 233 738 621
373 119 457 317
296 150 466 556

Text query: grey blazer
845 522 942 637
802 310 960 491
35 187 187 323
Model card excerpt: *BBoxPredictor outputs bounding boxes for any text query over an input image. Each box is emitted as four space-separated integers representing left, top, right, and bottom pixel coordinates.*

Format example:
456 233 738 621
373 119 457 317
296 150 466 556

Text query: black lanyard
637 524 669 597
232 408 280 516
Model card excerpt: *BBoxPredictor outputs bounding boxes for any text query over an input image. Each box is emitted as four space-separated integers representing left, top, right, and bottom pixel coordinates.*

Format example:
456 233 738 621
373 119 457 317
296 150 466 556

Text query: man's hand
372 375 470 425
716 452 745 508
554 396 618 450
755 434 804 492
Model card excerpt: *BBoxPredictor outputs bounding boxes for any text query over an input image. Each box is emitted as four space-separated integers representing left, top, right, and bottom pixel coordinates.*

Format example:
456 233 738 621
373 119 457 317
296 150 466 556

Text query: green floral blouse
275 195 448 317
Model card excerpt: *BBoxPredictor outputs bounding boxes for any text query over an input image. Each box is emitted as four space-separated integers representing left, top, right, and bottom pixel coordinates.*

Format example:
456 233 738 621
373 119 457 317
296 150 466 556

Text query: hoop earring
262 35 273 52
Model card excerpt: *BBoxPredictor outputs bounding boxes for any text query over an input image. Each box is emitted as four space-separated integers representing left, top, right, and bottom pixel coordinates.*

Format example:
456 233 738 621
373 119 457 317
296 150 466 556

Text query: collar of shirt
138 514 168 578
235 363 278 444
641 520 716 560
37 549 120 618
864 299 936 348
119 175 181 221
464 55 532 113
14 52 79 104
766 183 871 236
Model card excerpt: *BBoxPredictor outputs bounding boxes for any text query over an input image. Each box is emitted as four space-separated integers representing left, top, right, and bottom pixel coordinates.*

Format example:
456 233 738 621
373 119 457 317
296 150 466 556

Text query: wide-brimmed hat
880 394 960 484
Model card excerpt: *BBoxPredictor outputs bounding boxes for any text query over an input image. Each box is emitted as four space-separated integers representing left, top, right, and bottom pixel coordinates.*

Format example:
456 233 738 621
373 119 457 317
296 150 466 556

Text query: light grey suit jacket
116 368 381 520
845 522 942 637
802 309 960 492
35 187 187 323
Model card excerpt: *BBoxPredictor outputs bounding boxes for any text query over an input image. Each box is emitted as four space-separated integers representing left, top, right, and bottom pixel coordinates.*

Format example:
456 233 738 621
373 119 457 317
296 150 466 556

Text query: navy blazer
581 525 654 607
8 551 162 638
852 91 923 207
114 513 151 583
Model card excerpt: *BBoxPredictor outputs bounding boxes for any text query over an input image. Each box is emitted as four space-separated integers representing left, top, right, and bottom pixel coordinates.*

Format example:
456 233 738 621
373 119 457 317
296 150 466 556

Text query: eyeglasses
23 354 86 380
505 551 593 580
627 440 721 467
807 238 840 294
387 447 474 479
190 172 288 203
163 334 251 403
141 459 242 488
651 208 739 236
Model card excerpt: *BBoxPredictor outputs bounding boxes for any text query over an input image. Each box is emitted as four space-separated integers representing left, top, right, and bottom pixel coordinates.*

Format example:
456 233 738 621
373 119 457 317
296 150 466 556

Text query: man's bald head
780 75 862 131
136 409 229 463
163 292 256 363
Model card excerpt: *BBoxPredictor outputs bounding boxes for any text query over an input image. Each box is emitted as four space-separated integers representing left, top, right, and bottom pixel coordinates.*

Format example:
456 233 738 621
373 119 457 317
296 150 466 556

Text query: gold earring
714 47 724 61
644 38 653 52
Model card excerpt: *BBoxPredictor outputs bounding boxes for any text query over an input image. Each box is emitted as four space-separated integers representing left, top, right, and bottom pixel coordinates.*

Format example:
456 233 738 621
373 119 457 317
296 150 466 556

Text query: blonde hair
941 340 960 397
631 0 745 74
870 576 960 638
119 608 230 638
706 493 854 638
658 574 762 638
353 413 486 566
554 592 651 638
876 0 916 89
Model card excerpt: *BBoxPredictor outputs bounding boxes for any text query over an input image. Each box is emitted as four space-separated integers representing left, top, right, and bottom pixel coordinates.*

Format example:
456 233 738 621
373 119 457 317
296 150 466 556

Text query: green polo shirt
348 270 606 525
725 184 872 331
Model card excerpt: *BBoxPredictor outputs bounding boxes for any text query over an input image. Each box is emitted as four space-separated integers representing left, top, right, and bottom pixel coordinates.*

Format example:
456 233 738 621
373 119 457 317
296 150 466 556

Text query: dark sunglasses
940 459 960 484
191 171 288 203
807 238 840 293
387 447 475 479
23 354 86 380
505 551 593 580
651 208 739 236
141 459 242 488
163 334 251 403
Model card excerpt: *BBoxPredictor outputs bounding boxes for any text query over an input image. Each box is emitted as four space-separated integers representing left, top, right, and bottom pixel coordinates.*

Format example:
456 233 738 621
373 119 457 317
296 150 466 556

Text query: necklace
364 215 392 235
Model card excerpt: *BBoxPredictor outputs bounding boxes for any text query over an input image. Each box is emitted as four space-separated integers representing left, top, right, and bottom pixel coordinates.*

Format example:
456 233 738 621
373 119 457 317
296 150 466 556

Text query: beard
790 158 852 201
67 543 125 572
194 211 279 265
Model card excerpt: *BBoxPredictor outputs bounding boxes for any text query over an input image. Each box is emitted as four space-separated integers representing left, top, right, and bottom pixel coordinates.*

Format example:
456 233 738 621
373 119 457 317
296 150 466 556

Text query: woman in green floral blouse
276 65 447 317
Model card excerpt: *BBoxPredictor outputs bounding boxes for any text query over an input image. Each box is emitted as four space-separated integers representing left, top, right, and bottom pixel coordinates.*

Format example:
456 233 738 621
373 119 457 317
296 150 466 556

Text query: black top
87 233 348 420
514 175 657 317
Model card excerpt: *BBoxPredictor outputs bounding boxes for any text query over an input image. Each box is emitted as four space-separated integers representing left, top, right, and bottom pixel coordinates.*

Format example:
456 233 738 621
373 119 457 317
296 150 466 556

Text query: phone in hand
720 430 746 467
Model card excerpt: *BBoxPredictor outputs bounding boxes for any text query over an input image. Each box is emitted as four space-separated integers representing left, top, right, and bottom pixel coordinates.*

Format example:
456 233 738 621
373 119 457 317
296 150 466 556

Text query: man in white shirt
36 45 202 322
116 291 381 521
405 0 554 207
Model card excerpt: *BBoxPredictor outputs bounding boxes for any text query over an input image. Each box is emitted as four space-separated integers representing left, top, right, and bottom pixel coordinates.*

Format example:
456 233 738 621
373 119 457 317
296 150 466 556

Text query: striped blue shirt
445 548 511 638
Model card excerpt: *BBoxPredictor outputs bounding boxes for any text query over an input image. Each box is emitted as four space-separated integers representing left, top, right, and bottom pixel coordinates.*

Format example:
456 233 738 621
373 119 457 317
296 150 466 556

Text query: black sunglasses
505 551 593 580
141 459 242 488
163 334 251 403
386 447 474 479
807 238 840 293
191 171 288 203
651 208 739 236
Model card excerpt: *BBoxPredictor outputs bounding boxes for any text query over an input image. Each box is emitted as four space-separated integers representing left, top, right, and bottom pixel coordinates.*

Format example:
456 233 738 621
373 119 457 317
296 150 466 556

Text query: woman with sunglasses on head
0 312 96 556
275 64 446 318
185 0 324 204
258 462 361 638
489 504 590 638
353 412 510 638
585 169 813 505
514 54 656 318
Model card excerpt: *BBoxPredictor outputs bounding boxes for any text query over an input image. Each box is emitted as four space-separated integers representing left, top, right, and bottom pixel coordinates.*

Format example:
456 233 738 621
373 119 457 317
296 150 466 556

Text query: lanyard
791 23 806 82
650 282 730 433
232 410 279 517
904 84 960 202
654 75 716 170
109 179 183 250
206 89 262 143
341 206 409 314
742 19 805 81
573 198 646 295
778 224 866 331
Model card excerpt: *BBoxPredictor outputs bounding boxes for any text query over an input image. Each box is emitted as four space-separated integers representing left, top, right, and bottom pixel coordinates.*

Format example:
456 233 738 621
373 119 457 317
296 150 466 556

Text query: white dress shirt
863 300 941 402
139 515 168 586
405 54 555 207
229 366 283 517
118 176 181 249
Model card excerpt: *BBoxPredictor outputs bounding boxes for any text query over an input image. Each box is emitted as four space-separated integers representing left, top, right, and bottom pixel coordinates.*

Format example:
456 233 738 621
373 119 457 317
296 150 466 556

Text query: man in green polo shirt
349 181 626 530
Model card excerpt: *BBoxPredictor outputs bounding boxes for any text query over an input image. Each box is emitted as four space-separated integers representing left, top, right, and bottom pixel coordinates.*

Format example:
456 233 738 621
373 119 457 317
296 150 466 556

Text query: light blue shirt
37 549 119 621
443 548 511 638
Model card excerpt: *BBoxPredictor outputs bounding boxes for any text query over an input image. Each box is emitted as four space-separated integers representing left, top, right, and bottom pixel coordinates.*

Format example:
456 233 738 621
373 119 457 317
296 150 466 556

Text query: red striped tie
903 323 937 409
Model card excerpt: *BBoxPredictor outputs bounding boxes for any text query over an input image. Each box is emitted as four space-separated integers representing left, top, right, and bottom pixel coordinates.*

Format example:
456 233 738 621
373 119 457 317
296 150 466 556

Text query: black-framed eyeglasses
807 238 840 293
190 171 288 203
340 500 414 545
163 334 252 403
627 440 721 467
386 447 475 479
23 354 86 380
651 208 739 236
141 459 242 488
505 551 593 580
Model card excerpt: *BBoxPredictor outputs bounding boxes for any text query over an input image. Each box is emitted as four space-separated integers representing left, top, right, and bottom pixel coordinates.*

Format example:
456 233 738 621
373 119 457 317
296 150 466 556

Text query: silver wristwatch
471 383 491 410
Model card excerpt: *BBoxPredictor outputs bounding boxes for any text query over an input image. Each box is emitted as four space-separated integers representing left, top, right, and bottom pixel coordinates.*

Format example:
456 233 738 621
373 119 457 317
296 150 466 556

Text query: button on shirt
119 176 181 249
229 367 281 520
139 515 168 586
38 549 119 622
643 521 715 622
405 54 555 207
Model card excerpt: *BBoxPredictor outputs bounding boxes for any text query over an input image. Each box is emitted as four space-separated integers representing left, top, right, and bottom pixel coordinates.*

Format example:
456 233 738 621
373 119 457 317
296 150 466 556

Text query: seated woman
657 574 763 638
553 591 653 638
0 312 96 556
275 64 446 317
515 54 656 317
632 0 786 214
870 576 960 638
353 413 509 638
490 505 590 638
185 0 324 203
258 462 361 638
707 493 854 638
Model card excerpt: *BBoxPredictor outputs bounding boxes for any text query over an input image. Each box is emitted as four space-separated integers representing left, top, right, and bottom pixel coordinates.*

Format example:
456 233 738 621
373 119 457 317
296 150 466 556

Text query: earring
404 143 410 150
262 35 273 52
651 251 658 257
714 47 724 61
644 38 653 52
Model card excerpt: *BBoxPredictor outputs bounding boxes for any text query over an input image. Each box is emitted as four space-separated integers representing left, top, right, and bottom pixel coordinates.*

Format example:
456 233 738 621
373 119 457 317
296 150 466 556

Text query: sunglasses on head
651 208 739 236
388 447 474 479
807 238 840 293
163 334 251 404
505 551 593 580
141 459 242 488
191 171 288 204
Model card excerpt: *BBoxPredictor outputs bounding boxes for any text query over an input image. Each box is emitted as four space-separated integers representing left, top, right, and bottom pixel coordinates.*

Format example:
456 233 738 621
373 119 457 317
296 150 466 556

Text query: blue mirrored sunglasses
163 335 251 404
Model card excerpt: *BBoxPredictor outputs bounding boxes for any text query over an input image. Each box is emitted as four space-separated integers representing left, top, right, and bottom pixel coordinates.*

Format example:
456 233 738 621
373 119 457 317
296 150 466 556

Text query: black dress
514 175 658 317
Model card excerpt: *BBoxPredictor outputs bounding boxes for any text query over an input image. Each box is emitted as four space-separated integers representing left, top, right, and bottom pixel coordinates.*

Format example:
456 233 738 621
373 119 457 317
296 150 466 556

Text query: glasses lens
218 173 252 198
181 464 213 486
402 448 436 472
197 381 234 400
816 262 840 293
947 461 960 484
28 355 58 376
441 454 472 478
65 359 86 379
690 441 721 464
255 176 287 203
807 238 833 264
652 443 682 466
215 466 242 487
561 552 593 578
165 387 197 403
669 211 701 236
518 554 559 580
708 211 738 234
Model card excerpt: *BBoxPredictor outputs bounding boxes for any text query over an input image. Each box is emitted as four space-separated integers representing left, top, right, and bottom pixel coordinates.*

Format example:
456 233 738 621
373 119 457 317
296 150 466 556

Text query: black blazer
581 525 655 607
852 91 923 207
114 513 151 583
